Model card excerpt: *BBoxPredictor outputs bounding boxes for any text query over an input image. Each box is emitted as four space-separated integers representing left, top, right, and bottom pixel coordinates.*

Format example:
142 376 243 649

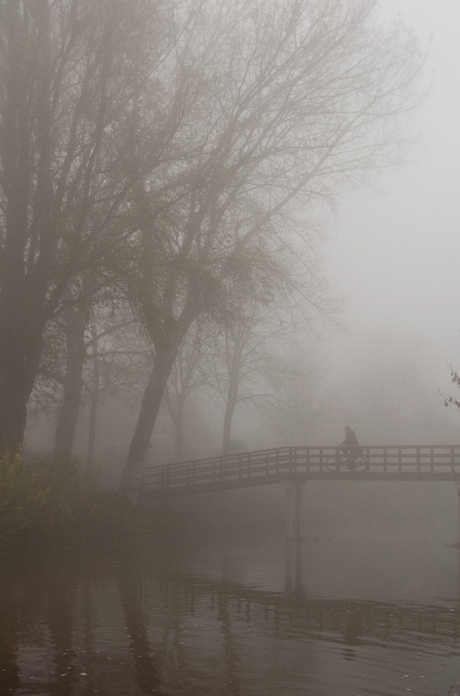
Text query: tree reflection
47 557 77 695
117 552 169 695
2 549 460 695
0 566 19 696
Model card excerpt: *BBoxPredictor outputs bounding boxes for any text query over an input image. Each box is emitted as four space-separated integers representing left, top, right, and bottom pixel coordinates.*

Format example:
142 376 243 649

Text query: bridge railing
140 445 460 497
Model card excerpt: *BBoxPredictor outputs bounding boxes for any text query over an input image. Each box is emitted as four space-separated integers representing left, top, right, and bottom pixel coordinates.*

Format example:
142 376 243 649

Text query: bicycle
326 448 369 473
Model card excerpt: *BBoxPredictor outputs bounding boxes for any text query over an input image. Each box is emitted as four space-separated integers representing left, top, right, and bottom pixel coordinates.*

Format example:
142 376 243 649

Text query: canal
1 483 460 695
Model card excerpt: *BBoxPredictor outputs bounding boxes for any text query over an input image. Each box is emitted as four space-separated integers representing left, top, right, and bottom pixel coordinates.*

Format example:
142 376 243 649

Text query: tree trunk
0 297 45 456
164 388 186 462
222 397 237 455
52 304 87 465
0 357 34 457
120 342 179 498
173 400 185 462
86 337 100 480
222 359 240 455
0 2 53 456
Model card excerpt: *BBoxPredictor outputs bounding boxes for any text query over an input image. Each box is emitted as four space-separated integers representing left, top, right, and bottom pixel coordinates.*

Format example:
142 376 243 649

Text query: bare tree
82 307 150 477
120 0 429 493
52 291 90 465
164 318 217 462
31 295 148 471
260 336 329 446
0 0 172 455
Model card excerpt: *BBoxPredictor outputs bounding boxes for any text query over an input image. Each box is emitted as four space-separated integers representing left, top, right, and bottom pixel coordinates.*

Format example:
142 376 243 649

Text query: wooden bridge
139 444 460 501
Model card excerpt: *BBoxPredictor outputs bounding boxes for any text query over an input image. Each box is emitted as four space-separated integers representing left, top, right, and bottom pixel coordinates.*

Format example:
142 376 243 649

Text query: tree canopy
0 0 430 491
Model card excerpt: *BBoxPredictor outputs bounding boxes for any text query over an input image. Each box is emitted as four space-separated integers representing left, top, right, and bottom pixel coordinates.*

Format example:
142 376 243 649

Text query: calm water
2 510 460 695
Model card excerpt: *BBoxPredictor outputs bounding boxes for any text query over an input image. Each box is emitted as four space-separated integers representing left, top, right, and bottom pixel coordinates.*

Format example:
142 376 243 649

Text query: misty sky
325 0 460 397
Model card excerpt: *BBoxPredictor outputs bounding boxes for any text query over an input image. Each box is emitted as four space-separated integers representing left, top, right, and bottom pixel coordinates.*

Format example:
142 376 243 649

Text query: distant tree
28 295 149 471
82 309 151 477
260 337 329 446
164 319 217 462
332 334 449 444
51 291 90 465
120 0 429 493
211 292 304 454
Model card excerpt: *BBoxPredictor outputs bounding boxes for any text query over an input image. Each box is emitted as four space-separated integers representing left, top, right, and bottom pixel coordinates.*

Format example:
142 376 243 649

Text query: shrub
0 452 148 551
0 451 51 547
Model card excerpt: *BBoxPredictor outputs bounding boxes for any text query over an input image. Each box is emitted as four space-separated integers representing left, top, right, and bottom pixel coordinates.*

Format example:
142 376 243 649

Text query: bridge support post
456 482 460 545
285 539 304 597
283 481 305 596
283 480 305 541
454 481 460 542
455 482 460 605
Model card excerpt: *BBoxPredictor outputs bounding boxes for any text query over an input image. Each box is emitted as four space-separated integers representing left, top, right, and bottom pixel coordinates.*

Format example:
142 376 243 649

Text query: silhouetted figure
340 426 360 465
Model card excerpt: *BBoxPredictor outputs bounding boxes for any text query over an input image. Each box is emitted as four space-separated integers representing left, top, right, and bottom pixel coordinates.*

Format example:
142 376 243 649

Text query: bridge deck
138 445 460 500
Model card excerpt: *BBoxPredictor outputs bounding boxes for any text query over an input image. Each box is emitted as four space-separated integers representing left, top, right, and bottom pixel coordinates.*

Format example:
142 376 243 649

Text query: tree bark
173 399 185 462
0 295 45 455
120 342 179 498
222 397 237 455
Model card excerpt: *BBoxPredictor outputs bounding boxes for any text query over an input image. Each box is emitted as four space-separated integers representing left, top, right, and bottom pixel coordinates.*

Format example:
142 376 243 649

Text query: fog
198 0 460 453
21 0 460 480
5 5 460 693
323 0 460 444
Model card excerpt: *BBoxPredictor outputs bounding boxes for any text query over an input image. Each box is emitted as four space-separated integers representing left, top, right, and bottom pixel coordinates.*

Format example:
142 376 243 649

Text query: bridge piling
456 482 460 546
283 480 305 541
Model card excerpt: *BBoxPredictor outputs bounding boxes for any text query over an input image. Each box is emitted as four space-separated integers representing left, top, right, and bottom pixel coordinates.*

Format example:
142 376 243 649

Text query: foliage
443 365 460 411
0 450 147 551
0 452 51 547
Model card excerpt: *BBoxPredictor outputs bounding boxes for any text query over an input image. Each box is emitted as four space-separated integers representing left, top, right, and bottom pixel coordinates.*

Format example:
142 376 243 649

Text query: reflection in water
0 539 460 696
284 540 304 599
0 566 20 695
48 560 78 696
117 559 169 695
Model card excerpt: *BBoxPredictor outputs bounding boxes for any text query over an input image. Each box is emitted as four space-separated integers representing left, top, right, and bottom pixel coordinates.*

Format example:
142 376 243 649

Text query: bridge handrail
140 445 460 495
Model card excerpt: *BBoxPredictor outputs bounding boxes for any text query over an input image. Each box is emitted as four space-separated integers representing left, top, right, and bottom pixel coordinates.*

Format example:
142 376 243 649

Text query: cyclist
340 426 360 467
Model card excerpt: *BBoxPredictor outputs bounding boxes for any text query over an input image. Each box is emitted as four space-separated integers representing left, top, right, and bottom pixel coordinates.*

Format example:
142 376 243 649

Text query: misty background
4 6 460 695
19 0 460 489
325 0 460 443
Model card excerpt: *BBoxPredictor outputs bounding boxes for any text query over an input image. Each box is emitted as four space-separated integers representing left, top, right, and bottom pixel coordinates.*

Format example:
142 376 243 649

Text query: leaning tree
119 0 430 493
